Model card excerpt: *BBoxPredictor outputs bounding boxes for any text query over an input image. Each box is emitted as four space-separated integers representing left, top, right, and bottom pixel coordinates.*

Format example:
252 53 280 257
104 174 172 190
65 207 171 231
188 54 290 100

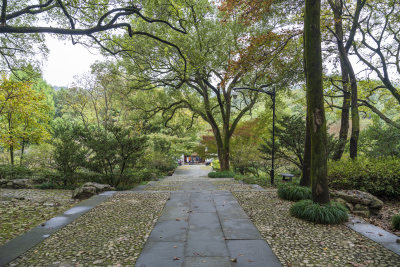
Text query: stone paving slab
137 165 282 267
148 220 188 242
347 217 400 255
227 240 282 267
220 218 262 240
183 257 232 267
135 241 185 267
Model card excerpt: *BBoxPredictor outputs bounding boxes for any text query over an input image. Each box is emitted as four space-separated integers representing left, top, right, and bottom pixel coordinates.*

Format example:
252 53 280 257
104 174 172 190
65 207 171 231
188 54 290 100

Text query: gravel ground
215 184 262 191
0 189 78 246
234 191 400 266
143 185 182 191
9 192 169 267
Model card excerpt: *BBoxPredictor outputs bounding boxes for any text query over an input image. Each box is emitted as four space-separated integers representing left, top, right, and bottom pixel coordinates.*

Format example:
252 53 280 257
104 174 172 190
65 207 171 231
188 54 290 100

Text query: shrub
208 170 235 178
115 185 133 191
234 175 269 187
0 164 33 179
211 159 220 170
290 200 348 224
392 214 400 230
328 157 400 198
35 182 57 189
278 184 312 201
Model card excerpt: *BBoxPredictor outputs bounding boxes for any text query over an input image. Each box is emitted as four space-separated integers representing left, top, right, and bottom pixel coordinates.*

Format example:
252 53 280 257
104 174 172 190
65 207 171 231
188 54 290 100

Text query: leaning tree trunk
332 22 350 160
330 0 351 162
332 61 350 161
304 0 330 204
338 42 359 159
349 75 359 159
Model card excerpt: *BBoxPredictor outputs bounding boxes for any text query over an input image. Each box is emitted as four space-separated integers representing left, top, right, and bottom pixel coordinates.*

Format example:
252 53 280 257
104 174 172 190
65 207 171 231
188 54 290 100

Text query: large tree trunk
329 0 360 160
10 144 14 166
332 61 350 161
300 28 311 187
300 110 311 186
219 145 230 171
305 0 330 204
331 0 350 161
349 76 359 159
20 139 26 167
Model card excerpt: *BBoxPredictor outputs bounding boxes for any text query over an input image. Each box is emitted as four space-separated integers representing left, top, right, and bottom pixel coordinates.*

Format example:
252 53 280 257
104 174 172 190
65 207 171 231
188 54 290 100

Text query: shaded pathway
136 165 281 267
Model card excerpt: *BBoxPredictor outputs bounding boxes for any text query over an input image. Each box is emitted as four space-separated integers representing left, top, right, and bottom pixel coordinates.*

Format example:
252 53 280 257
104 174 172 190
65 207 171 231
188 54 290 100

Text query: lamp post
233 85 276 185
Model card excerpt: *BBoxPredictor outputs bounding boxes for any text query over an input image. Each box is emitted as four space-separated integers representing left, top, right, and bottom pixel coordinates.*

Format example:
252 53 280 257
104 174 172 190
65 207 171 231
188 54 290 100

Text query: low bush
392 214 400 230
0 164 33 179
328 157 400 198
115 185 133 191
35 182 57 190
234 175 269 187
211 159 220 170
278 184 312 201
290 200 348 224
208 170 235 178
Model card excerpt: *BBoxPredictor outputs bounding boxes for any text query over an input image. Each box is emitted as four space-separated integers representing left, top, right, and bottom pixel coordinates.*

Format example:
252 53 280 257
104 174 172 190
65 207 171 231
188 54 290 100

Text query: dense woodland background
0 0 399 199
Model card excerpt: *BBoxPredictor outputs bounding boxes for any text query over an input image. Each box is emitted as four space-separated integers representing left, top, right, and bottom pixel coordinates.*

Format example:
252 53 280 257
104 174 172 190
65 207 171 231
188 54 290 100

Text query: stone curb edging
0 191 116 267
346 216 400 256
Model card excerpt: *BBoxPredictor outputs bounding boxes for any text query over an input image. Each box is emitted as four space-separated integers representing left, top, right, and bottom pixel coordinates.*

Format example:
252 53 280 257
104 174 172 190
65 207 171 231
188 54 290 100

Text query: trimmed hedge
328 157 400 198
208 171 235 178
278 184 312 201
392 214 400 230
290 200 348 224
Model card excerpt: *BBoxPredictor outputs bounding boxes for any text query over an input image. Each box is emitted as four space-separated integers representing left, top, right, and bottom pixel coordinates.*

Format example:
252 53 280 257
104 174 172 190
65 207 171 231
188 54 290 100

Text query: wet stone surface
234 191 400 266
8 192 169 266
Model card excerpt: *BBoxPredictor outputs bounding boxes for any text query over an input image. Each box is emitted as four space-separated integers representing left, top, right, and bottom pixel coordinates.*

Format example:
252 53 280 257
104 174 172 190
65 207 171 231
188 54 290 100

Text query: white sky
42 36 105 87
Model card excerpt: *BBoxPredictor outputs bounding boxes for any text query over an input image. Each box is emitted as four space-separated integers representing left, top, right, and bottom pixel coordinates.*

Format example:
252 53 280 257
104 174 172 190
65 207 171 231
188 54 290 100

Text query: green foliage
259 115 338 172
231 119 265 176
278 184 312 201
52 120 87 185
35 182 57 190
0 164 33 179
22 143 54 169
234 175 269 187
211 159 220 170
359 121 400 158
129 168 159 183
391 214 400 230
0 75 51 165
115 185 133 191
208 171 235 178
290 200 348 224
328 157 400 198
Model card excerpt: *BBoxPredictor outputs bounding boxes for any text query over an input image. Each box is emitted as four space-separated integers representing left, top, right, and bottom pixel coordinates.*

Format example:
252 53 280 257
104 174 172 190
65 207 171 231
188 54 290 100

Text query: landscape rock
72 182 114 200
331 190 383 217
0 179 33 189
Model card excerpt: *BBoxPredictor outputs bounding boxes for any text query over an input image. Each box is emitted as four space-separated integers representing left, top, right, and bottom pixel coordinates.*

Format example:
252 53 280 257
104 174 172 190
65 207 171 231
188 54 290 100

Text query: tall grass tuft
290 200 348 224
277 184 312 201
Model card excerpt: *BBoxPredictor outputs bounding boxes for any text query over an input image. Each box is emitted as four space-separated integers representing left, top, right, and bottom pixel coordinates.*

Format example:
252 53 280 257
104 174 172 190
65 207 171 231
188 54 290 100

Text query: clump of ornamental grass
290 199 348 224
277 184 312 201
391 214 400 230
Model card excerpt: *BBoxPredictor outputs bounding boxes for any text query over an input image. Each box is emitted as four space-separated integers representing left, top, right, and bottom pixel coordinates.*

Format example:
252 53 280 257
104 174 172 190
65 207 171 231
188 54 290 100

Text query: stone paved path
135 165 281 267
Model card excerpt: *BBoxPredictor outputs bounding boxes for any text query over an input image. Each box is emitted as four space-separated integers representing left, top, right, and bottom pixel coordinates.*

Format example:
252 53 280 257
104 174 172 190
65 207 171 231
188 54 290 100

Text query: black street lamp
233 85 276 185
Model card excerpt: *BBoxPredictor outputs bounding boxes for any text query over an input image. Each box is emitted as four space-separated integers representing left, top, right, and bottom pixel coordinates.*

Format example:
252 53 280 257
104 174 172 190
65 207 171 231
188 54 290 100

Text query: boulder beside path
72 182 115 200
331 190 383 217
